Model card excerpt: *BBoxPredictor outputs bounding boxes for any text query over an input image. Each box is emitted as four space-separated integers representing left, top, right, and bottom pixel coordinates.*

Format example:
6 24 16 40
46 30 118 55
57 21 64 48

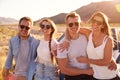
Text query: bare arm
77 38 113 66
79 28 91 39
57 58 93 76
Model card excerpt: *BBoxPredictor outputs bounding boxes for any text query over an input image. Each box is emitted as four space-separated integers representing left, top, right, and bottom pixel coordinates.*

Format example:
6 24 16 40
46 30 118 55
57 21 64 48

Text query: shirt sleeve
4 39 13 69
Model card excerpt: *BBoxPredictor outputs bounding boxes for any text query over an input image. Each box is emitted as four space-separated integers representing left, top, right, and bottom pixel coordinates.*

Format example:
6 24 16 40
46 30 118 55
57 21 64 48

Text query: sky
0 0 112 21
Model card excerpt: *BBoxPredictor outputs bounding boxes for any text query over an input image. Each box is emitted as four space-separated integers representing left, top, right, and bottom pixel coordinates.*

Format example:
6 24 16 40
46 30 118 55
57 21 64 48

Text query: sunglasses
40 24 51 29
68 22 79 27
19 25 30 30
92 19 103 25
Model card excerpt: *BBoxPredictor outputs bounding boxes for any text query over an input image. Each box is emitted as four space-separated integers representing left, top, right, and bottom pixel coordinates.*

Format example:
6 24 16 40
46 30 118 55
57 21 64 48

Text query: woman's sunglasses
68 22 79 27
40 24 51 29
92 19 103 25
19 25 30 30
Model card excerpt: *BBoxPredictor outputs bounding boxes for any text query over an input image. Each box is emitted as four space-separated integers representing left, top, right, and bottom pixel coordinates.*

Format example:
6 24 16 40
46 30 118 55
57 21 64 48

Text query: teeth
43 30 47 32
21 31 26 33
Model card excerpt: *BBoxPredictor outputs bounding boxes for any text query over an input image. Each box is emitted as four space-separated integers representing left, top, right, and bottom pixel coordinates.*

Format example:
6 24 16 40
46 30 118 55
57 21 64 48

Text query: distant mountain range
0 17 18 24
0 0 120 24
47 0 120 24
38 0 120 24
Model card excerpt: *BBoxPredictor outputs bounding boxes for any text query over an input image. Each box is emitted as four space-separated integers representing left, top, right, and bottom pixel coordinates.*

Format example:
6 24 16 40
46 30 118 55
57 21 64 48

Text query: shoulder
29 35 39 46
105 35 112 42
10 35 19 42
107 36 113 43
104 35 113 46
80 27 92 39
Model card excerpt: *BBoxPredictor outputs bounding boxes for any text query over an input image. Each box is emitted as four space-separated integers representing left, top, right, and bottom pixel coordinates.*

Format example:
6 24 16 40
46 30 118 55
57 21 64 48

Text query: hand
58 40 70 52
2 68 9 79
77 56 89 63
108 60 117 70
55 65 60 77
86 68 94 75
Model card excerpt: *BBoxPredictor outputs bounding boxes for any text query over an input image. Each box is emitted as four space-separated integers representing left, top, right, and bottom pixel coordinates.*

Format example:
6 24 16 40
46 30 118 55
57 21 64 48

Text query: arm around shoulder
80 28 91 38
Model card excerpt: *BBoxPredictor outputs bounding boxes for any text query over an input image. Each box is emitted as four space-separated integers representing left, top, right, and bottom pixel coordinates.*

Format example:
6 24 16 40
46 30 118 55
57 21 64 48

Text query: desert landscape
0 0 120 80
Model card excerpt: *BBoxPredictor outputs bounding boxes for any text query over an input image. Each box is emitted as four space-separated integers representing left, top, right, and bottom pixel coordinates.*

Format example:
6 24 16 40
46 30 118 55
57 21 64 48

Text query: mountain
2 1 119 24
75 1 120 23
0 17 18 24
44 0 120 24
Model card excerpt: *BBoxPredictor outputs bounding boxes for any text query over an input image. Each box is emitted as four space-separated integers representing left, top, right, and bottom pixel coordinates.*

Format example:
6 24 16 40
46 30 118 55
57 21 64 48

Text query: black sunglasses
68 22 79 27
40 24 51 29
92 19 103 25
19 25 30 30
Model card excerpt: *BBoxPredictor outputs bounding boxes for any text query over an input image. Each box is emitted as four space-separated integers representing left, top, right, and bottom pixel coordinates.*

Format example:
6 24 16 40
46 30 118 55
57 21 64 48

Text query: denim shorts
34 63 59 80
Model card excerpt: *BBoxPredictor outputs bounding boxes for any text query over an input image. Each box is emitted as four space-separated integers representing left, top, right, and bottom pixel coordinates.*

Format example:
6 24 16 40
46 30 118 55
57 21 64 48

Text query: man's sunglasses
92 19 103 25
40 24 51 29
19 25 30 30
68 22 79 27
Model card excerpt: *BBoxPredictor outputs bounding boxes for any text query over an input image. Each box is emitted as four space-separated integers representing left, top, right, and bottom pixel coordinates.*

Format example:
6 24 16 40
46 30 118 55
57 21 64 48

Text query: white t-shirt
36 38 58 66
87 32 117 79
57 34 89 69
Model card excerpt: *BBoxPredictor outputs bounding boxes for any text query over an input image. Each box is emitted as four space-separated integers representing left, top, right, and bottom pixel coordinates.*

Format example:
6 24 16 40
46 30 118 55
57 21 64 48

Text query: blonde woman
76 12 120 80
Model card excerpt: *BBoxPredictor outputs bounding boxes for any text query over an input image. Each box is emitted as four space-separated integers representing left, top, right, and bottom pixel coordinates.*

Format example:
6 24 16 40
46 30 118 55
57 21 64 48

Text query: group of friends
2 11 120 80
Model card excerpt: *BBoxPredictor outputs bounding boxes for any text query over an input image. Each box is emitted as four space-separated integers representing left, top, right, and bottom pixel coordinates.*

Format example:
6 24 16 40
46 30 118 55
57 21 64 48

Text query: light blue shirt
4 35 39 80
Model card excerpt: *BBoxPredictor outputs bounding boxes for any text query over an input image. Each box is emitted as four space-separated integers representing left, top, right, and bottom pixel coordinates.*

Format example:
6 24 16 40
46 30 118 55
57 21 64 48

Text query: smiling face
88 12 111 35
18 19 31 39
40 21 53 36
91 16 104 32
67 17 80 34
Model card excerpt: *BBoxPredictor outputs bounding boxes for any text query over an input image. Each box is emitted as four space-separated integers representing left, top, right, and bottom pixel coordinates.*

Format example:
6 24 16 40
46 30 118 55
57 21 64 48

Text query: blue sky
0 0 112 21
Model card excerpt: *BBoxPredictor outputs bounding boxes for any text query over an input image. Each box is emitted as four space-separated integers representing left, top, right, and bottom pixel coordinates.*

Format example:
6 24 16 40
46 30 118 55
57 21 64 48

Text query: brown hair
19 16 33 26
65 11 81 23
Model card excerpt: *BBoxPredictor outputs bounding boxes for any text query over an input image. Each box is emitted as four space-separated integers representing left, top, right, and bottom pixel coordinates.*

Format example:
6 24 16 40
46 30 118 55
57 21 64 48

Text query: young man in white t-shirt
57 12 94 80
